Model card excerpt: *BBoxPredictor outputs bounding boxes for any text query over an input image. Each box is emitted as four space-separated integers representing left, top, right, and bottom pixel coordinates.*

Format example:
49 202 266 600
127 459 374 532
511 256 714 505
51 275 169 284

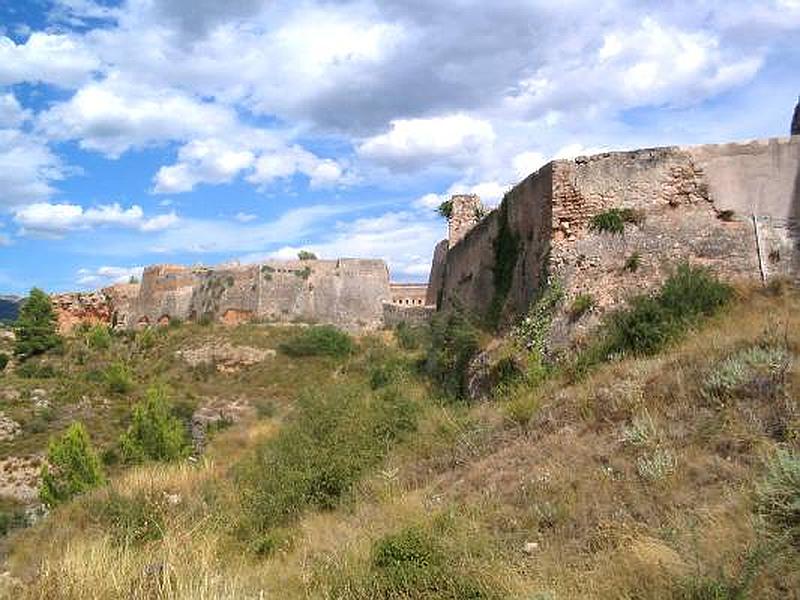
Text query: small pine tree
297 250 318 260
14 288 62 358
119 386 190 463
39 422 105 507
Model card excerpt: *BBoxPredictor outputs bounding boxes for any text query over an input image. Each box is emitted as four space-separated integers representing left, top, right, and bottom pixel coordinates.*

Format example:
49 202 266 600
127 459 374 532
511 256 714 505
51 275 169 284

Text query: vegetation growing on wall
488 199 520 328
589 207 643 234
437 199 453 219
425 309 481 399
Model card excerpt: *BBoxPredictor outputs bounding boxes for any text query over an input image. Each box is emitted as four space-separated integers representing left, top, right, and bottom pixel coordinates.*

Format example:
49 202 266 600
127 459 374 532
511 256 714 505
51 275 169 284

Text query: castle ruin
428 136 800 347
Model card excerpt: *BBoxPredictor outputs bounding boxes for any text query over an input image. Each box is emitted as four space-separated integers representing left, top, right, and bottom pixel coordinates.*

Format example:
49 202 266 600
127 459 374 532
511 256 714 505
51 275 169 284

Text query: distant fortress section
54 258 419 333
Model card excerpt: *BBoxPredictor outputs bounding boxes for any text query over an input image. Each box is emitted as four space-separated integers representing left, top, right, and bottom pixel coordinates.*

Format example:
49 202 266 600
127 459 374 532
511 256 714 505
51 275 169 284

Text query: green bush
297 250 317 260
597 263 731 358
39 422 105 507
364 525 496 599
0 353 8 372
425 310 480 399
85 325 112 350
119 386 190 463
16 361 57 379
14 288 62 358
279 325 354 358
589 208 642 234
0 509 26 536
437 199 453 219
757 450 800 548
239 384 418 542
395 321 427 350
95 490 164 545
104 362 134 395
623 252 641 272
568 294 595 322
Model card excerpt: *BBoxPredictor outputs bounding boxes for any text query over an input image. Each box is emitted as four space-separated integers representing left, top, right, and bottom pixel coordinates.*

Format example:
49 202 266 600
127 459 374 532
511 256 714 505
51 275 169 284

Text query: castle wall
434 137 800 342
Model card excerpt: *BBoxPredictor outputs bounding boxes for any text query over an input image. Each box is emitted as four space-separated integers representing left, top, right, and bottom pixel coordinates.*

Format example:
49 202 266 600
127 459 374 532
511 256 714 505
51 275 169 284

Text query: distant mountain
0 295 21 323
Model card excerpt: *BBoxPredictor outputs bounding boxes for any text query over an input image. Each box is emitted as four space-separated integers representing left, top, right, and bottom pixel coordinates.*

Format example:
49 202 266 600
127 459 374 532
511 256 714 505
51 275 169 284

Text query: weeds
104 361 134 394
589 208 643 234
757 450 800 548
568 293 595 322
425 310 481 400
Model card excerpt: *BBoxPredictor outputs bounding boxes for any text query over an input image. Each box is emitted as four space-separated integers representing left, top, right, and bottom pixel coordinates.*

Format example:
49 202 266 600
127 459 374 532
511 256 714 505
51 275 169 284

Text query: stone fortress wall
428 136 800 346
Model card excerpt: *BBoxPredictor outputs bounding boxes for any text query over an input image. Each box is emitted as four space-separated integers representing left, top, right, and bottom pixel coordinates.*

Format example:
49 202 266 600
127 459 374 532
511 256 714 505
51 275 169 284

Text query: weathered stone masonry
429 137 800 345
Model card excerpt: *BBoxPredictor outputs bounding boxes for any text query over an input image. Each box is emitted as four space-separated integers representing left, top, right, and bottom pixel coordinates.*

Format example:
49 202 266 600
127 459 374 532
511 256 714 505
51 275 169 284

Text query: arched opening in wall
189 310 197 322
157 315 171 327
137 316 150 328
221 309 254 326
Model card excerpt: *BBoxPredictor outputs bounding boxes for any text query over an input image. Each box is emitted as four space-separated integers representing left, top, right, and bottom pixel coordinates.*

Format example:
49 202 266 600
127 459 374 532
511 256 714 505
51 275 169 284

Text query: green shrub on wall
425 309 481 399
589 208 643 234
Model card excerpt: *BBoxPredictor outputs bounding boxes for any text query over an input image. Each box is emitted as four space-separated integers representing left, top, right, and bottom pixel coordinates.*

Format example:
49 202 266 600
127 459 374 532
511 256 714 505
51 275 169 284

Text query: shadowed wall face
792 98 800 136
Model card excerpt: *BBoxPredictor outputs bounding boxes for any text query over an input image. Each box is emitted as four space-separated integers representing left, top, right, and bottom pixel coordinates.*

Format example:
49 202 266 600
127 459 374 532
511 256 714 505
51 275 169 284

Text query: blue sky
0 0 798 294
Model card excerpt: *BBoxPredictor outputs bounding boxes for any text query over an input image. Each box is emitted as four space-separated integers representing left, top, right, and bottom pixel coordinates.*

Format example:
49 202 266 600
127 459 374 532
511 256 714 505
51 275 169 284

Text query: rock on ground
191 398 255 452
176 341 276 373
0 414 21 442
0 455 43 503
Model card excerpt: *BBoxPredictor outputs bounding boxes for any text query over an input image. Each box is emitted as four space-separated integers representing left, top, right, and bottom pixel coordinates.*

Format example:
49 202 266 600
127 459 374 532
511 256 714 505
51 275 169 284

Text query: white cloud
234 212 257 222
358 114 495 170
0 94 31 128
37 75 238 157
14 202 179 236
0 130 69 208
0 32 99 87
76 265 143 288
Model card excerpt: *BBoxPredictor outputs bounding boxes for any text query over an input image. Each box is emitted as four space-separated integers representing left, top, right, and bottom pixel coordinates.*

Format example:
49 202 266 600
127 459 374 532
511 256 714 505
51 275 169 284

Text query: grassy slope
1 285 799 599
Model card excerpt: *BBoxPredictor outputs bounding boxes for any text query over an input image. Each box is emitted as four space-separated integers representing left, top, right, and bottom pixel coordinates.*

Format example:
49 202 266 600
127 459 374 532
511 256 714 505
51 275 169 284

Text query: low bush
0 353 8 372
94 490 165 545
0 509 26 536
589 208 642 234
104 362 134 395
331 521 500 599
279 325 354 358
568 294 595 322
395 321 428 350
238 383 418 544
16 361 57 379
85 325 112 350
425 310 481 399
39 422 105 507
596 263 732 359
757 450 800 548
623 252 641 272
119 386 190 463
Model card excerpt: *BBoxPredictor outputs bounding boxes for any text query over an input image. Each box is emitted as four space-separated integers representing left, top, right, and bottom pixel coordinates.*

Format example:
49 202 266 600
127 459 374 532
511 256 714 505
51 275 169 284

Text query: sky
0 0 798 294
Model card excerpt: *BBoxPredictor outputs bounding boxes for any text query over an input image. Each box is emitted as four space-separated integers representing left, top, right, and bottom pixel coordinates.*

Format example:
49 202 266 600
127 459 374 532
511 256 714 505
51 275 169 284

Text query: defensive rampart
429 137 800 345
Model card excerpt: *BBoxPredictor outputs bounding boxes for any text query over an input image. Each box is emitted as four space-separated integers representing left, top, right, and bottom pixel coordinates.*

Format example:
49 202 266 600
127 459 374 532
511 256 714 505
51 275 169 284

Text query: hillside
0 274 797 599
0 297 20 323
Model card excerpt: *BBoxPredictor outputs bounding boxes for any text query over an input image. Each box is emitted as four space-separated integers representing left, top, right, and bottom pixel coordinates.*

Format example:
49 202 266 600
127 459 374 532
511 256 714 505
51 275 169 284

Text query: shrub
597 263 732 359
395 321 427 351
425 310 481 399
95 490 164 545
623 252 641 272
16 361 56 379
704 345 790 401
757 450 800 548
437 199 453 219
513 281 563 355
279 325 354 358
589 208 642 234
85 325 112 350
239 384 418 541
297 250 317 260
119 386 190 463
0 509 26 536
0 353 8 372
14 288 62 358
39 422 105 507
568 294 595 322
364 524 497 599
104 362 134 395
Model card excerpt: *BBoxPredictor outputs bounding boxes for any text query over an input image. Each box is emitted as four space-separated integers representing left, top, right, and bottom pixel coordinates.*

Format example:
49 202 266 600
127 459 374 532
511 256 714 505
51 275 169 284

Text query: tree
39 422 105 507
437 200 453 219
14 288 61 358
298 250 318 261
119 386 190 463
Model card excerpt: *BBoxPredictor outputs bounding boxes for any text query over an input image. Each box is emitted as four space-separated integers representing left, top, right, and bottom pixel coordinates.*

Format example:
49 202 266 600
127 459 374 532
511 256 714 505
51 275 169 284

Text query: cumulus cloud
0 94 31 128
14 202 179 236
37 75 238 157
358 114 495 171
0 130 69 208
0 32 99 88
